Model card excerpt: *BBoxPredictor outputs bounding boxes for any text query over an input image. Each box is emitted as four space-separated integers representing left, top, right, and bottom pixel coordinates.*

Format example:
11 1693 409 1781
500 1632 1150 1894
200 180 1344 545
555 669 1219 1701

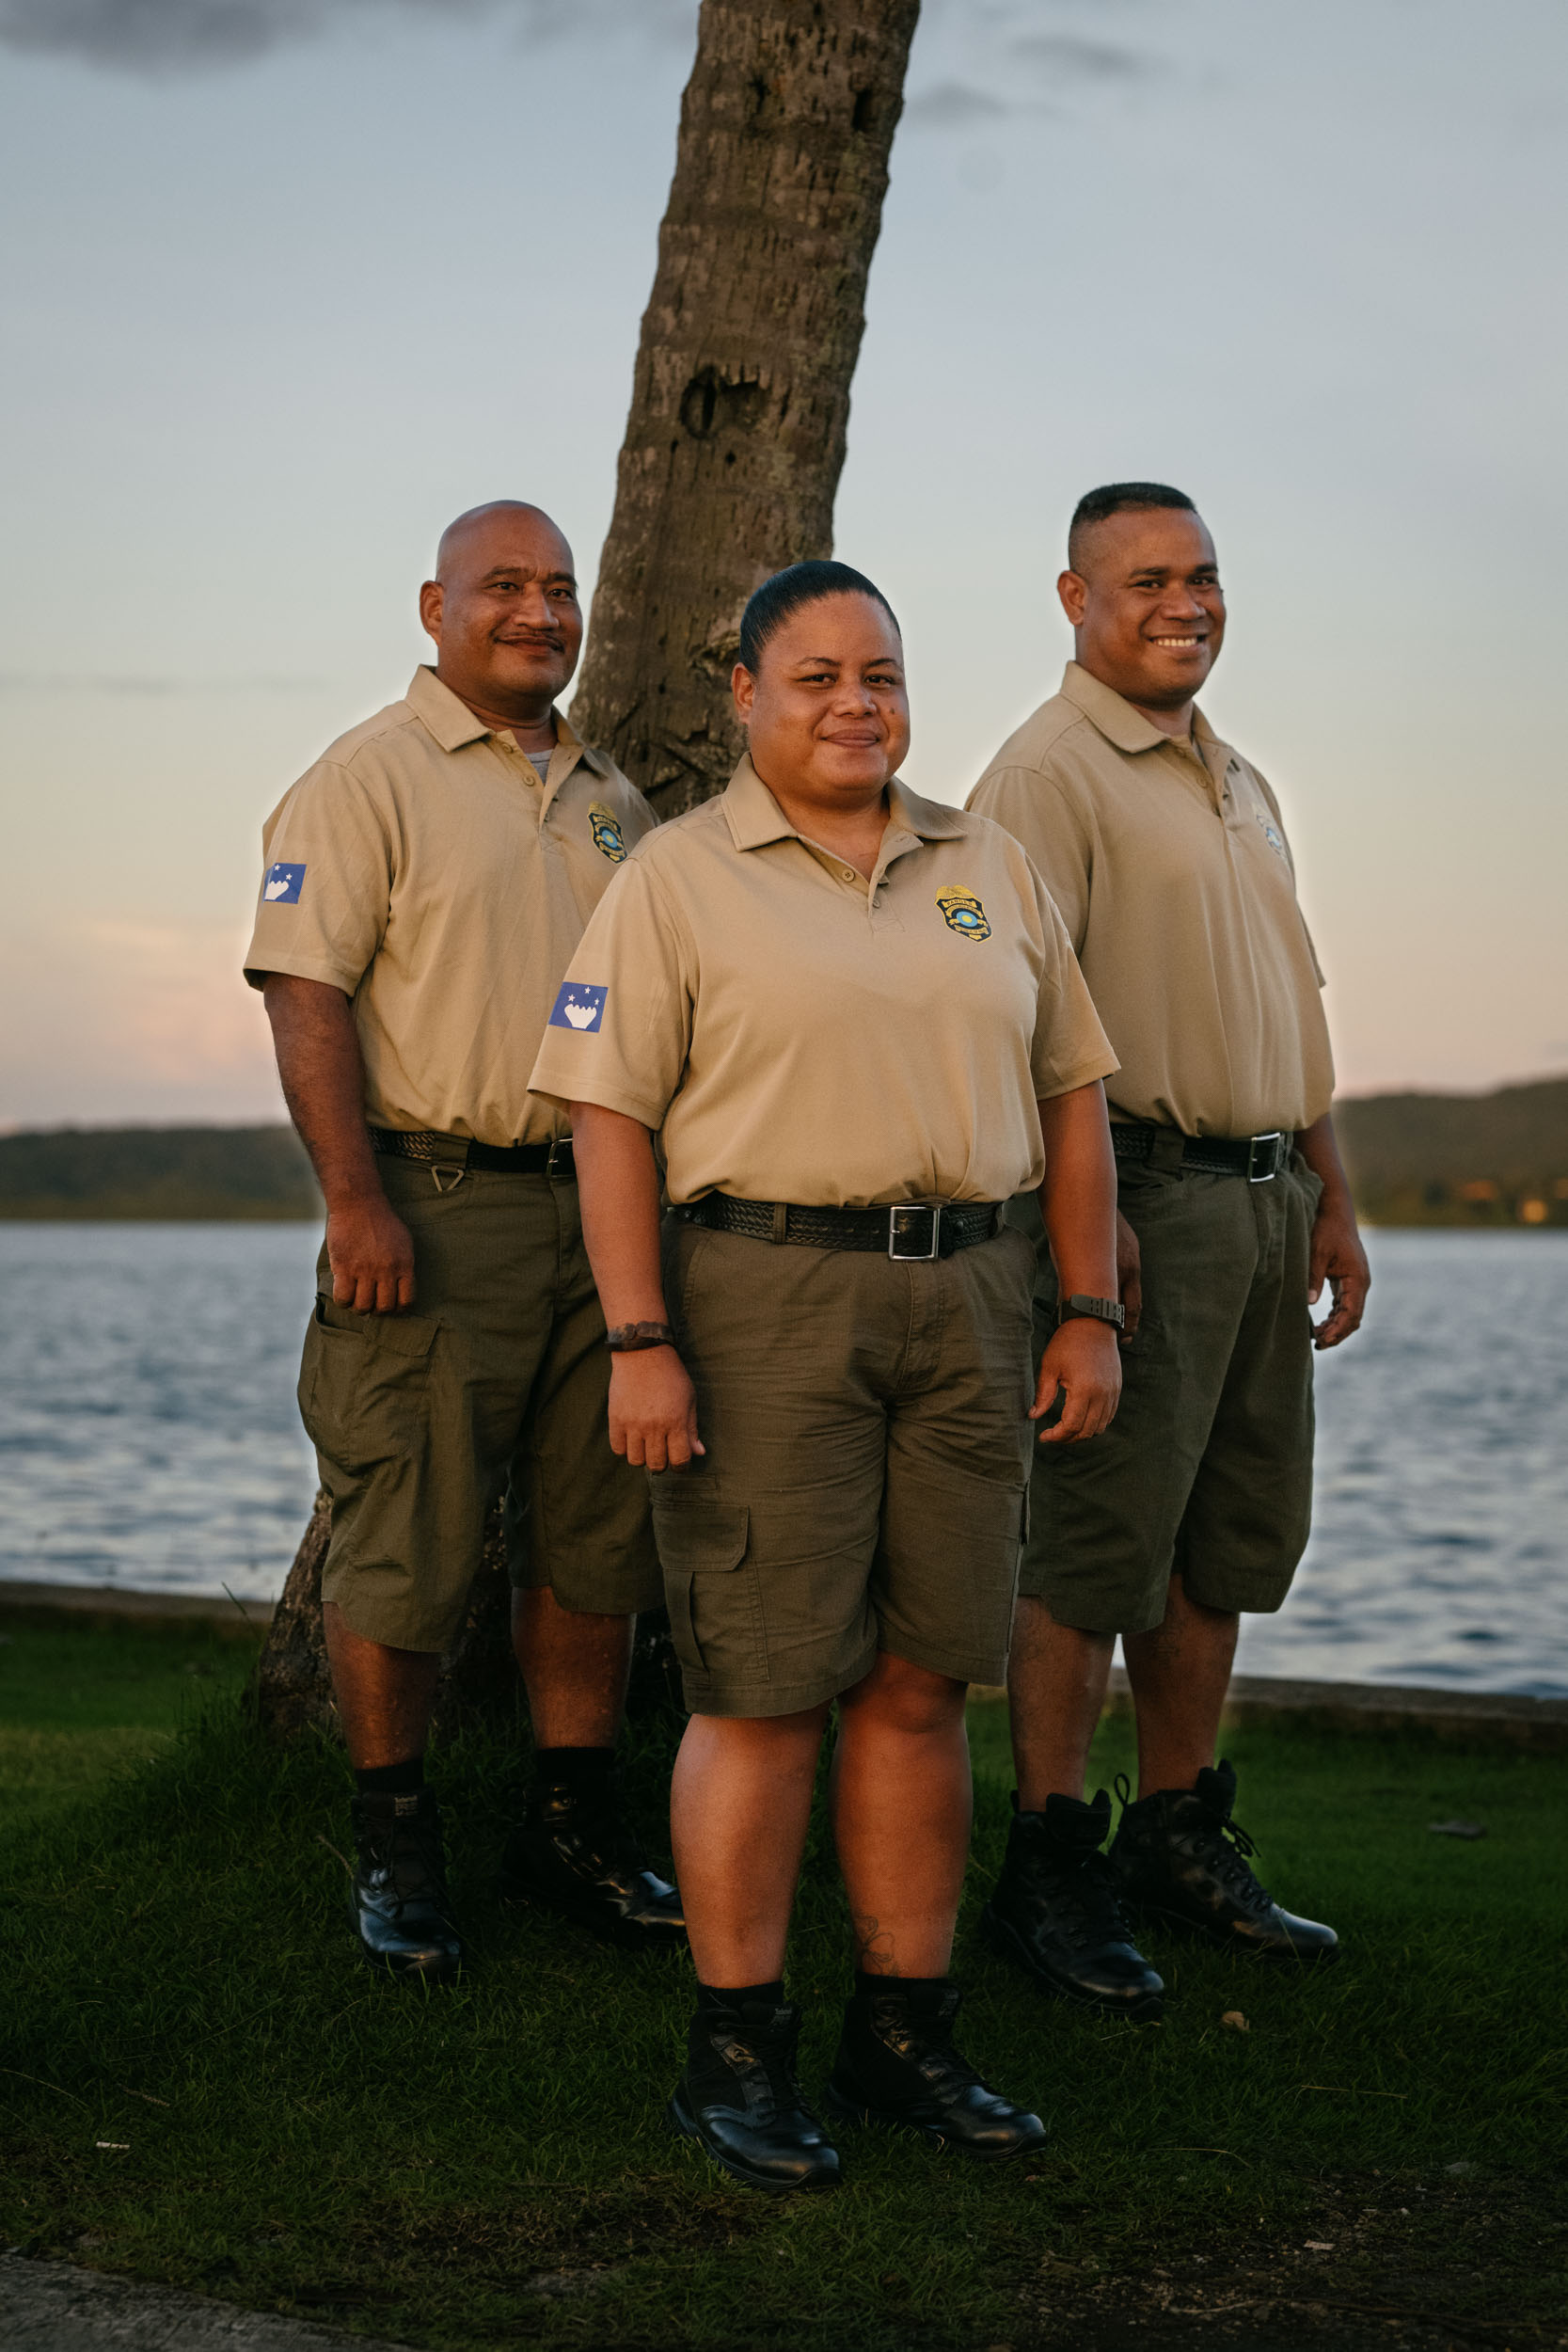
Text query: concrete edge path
5 1578 1568 1748
0 1581 274 1636
0 2256 419 2352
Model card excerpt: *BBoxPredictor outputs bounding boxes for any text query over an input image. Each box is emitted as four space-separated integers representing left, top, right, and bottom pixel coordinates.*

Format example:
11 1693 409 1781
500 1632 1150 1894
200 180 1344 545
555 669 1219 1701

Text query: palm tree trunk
572 0 921 817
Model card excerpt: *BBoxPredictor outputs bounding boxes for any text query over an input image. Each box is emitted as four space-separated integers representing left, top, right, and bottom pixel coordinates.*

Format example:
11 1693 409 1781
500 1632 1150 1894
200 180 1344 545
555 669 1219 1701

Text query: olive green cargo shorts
298 1158 661 1653
1011 1153 1323 1636
649 1219 1037 1718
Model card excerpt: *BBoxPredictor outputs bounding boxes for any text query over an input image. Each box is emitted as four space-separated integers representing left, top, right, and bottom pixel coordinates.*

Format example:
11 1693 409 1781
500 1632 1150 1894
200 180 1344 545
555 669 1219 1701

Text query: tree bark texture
248 1491 516 1744
571 0 921 818
248 1491 682 1742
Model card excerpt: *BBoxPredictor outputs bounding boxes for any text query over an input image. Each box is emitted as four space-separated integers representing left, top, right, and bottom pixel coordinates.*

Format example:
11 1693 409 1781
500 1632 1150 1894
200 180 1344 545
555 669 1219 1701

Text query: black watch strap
1058 1294 1125 1331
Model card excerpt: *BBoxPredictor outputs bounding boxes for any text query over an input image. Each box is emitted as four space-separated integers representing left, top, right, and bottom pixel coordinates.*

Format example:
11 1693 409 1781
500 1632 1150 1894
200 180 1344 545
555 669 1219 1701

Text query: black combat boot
670 1997 843 2195
825 1979 1048 2161
348 1788 464 1981
1109 1761 1338 1963
983 1788 1164 2019
499 1766 686 1950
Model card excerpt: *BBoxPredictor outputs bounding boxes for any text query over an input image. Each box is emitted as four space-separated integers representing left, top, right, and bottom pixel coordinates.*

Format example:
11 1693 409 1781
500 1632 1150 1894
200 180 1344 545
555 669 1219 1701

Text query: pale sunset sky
2 0 1564 1125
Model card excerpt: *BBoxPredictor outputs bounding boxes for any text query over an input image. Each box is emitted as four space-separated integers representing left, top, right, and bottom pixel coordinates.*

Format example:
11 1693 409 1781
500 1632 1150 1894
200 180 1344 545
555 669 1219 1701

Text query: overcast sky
2 0 1564 1125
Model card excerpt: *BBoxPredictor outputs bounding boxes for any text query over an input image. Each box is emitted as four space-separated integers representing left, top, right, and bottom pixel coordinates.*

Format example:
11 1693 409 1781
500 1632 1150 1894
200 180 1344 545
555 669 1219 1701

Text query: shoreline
5 1577 1565 1748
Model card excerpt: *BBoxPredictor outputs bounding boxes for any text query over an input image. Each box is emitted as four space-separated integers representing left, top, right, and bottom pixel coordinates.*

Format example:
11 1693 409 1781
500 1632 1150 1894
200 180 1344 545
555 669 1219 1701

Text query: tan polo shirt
244 666 656 1146
528 755 1116 1208
968 662 1335 1138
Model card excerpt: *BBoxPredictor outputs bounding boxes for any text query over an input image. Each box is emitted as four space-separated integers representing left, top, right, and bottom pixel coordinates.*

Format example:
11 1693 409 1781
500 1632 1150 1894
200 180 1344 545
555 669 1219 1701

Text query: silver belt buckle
1247 1132 1285 1183
546 1136 576 1182
888 1203 941 1261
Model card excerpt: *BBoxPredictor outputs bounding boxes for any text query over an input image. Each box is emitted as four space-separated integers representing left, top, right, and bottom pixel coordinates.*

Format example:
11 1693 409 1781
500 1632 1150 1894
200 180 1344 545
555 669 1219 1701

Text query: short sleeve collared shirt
527 755 1117 1208
968 662 1334 1138
244 667 656 1146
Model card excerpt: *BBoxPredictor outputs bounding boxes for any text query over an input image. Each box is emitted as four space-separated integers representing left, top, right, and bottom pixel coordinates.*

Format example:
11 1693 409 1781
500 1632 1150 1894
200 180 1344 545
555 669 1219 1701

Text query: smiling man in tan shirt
245 501 683 1982
968 483 1370 2019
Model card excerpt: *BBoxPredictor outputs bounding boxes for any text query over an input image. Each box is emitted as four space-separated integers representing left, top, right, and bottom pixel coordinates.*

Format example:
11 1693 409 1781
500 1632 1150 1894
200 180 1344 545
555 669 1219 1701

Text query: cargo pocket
298 1295 441 1471
652 1501 759 1681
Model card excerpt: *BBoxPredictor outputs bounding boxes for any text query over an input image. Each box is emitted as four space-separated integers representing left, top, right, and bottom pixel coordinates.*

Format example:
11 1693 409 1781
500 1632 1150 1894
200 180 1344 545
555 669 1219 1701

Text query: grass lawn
0 1612 248 1832
2 1616 1565 2350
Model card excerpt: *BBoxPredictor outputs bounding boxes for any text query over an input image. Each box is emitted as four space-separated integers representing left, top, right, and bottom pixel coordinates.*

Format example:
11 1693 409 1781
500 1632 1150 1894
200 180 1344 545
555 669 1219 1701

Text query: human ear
731 661 756 723
1057 569 1087 627
418 580 443 644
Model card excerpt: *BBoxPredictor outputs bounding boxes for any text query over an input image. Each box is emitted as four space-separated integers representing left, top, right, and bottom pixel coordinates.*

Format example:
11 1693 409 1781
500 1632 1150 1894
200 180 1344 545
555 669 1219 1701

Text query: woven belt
1111 1122 1289 1183
680 1194 1004 1260
369 1126 576 1179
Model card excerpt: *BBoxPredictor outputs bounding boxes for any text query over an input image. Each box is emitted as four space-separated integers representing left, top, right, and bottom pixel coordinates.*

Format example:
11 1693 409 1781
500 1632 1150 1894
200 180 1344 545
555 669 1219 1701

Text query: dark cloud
904 78 1010 127
1 0 350 69
1007 32 1147 81
0 0 1154 105
0 0 693 75
902 3 1162 132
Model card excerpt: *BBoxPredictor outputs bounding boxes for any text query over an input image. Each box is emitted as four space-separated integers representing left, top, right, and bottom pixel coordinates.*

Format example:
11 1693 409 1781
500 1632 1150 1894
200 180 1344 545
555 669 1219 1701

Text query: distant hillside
0 1125 319 1220
2 1083 1566 1223
1335 1076 1568 1226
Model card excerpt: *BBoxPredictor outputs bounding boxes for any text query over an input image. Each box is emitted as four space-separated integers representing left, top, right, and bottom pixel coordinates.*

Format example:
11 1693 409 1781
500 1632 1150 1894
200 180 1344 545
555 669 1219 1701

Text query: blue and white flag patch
262 862 306 905
548 981 607 1034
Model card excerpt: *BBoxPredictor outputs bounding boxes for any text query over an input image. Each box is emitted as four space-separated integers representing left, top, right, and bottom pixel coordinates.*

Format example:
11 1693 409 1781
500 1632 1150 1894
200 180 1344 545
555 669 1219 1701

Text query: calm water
1 1225 1564 1694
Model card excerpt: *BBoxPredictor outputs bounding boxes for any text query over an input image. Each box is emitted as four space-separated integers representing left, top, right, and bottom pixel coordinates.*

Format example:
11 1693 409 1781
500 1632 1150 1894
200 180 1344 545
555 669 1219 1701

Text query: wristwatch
1057 1294 1125 1332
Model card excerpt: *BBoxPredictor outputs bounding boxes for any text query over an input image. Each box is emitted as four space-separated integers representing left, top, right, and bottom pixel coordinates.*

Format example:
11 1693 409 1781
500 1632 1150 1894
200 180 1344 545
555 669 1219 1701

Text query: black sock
855 1970 949 2005
534 1744 615 1804
355 1756 425 1798
697 1979 785 2013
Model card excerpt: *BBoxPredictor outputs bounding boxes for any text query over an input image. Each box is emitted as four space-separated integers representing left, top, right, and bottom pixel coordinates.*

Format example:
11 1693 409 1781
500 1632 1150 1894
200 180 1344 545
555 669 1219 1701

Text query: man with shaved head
245 501 682 1980
969 485 1370 2018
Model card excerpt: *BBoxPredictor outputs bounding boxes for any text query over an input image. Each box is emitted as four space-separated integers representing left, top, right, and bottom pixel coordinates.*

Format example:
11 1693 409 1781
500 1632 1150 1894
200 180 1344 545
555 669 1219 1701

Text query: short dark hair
1068 482 1196 572
737 559 900 673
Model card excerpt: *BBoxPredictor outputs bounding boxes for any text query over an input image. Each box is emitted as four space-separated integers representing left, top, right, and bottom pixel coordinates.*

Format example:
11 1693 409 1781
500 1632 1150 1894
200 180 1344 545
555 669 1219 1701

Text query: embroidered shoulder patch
262 863 306 905
936 886 990 941
588 803 628 864
548 982 608 1033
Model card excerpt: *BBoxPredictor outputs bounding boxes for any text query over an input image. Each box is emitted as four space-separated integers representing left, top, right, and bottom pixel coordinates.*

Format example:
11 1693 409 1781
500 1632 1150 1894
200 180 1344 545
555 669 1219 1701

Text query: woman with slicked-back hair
531 561 1124 2193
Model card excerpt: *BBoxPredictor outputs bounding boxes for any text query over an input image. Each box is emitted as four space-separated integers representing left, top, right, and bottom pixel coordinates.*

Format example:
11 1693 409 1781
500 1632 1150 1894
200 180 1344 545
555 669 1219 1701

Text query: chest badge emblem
588 803 628 864
937 886 990 942
1252 806 1288 860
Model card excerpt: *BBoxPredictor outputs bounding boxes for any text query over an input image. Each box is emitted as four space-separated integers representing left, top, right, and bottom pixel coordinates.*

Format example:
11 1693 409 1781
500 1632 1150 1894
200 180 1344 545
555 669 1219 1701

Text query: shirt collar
1059 660 1218 759
721 753 968 851
404 665 607 774
1190 706 1232 765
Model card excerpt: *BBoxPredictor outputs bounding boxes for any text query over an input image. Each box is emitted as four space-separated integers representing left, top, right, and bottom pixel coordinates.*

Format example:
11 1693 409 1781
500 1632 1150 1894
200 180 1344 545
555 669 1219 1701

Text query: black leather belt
369 1126 576 1179
680 1194 1004 1260
1111 1121 1290 1183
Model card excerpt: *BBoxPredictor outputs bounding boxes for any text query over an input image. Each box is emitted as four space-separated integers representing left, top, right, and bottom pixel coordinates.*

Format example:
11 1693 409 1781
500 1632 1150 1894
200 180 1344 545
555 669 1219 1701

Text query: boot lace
911 2035 987 2102
369 1811 451 1911
1198 1814 1274 1914
871 1993 985 2100
543 1787 651 1876
720 2025 810 2121
1115 1772 1273 1915
1034 1843 1137 1943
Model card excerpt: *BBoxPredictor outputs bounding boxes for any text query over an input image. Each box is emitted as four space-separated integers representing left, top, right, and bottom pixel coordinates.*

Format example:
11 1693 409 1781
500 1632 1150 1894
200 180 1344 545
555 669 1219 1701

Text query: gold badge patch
588 803 628 864
936 886 990 942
